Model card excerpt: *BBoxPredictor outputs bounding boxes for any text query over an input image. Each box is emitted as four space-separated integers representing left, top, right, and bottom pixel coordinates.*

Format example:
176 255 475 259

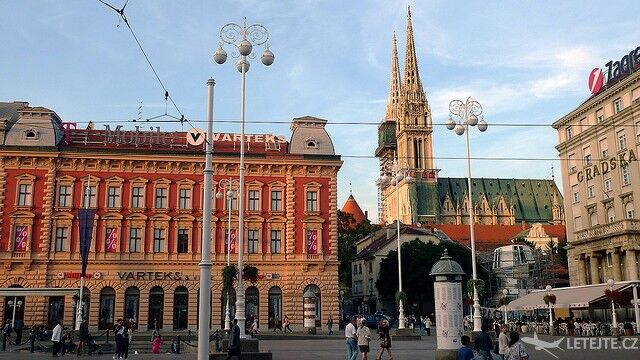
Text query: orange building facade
0 101 342 331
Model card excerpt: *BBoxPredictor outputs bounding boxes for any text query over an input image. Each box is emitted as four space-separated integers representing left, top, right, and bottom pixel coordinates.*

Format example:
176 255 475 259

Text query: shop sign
117 271 184 280
105 228 117 253
588 45 640 95
307 230 318 254
577 149 637 182
13 226 27 252
64 272 94 279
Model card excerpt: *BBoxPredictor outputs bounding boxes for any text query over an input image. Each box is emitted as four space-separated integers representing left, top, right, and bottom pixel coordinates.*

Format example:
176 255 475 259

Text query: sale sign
14 226 27 252
307 230 318 254
225 229 237 254
105 228 118 253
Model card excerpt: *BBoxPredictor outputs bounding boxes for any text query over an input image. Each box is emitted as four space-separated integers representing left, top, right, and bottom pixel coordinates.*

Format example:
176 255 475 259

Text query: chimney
364 210 368 220
386 226 394 240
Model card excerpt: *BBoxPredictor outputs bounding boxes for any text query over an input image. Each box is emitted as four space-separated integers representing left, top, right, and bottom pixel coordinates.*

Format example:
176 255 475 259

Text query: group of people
403 314 433 336
269 315 293 333
50 319 100 357
459 323 529 360
344 315 393 360
2 318 25 344
113 318 136 359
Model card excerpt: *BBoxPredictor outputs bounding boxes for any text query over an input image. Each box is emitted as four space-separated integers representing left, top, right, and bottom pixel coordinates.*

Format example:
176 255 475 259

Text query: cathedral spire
403 5 425 102
385 32 402 121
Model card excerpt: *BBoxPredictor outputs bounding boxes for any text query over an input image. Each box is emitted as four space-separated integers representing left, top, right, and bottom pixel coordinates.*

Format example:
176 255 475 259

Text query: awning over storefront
505 281 639 310
0 288 79 297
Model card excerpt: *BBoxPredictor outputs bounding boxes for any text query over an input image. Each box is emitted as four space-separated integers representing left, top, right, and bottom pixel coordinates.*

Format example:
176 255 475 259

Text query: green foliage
337 210 381 287
222 265 238 295
375 240 490 314
466 279 485 297
243 265 259 284
395 291 407 305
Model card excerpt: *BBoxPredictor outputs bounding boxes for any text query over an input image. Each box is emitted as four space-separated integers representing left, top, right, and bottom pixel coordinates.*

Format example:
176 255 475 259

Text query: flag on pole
78 208 95 278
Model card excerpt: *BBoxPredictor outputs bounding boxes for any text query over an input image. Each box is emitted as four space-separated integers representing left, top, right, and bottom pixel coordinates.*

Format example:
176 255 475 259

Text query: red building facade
0 102 341 331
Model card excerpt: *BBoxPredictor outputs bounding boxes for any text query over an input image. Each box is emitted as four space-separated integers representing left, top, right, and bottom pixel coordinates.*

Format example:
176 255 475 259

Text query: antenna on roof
551 164 555 181
349 182 352 195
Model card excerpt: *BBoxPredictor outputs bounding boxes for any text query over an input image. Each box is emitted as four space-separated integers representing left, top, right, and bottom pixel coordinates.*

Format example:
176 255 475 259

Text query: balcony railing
574 219 640 242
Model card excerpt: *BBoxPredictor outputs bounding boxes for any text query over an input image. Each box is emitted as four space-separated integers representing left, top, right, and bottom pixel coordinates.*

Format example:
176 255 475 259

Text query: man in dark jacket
14 319 24 344
225 319 242 360
474 324 493 360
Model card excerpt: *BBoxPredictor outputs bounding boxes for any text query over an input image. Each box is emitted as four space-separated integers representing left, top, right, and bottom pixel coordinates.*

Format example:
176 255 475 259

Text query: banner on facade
79 209 96 277
14 226 28 252
307 230 318 254
225 229 237 254
105 228 118 253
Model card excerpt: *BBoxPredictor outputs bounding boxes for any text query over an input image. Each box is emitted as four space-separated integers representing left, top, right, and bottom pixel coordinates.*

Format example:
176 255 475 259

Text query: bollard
214 330 221 352
2 333 6 351
188 329 192 343
106 330 109 344
30 334 35 353
176 336 181 354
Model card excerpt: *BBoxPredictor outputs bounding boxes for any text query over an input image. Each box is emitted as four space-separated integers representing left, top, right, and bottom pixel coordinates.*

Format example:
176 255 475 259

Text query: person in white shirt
345 316 358 360
498 324 509 359
51 320 63 357
356 321 371 360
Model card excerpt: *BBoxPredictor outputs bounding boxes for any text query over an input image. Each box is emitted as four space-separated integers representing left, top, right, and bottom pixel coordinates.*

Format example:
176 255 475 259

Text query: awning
505 281 639 311
0 288 79 297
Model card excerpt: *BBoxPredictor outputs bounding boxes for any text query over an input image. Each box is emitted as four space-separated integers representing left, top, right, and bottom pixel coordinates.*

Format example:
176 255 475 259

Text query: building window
569 153 577 173
82 185 97 208
574 216 581 231
54 227 68 252
626 202 635 219
607 207 615 223
604 177 613 192
270 190 282 212
618 132 627 151
58 185 71 207
17 183 32 206
606 253 613 267
270 230 281 253
596 108 605 123
584 153 592 166
107 186 120 208
155 188 167 209
177 229 189 253
306 191 318 212
614 98 623 113
178 188 191 210
226 190 238 211
572 185 580 204
566 126 573 139
587 185 595 198
129 228 141 252
622 164 631 186
247 229 259 253
601 148 609 159
590 211 598 227
131 187 144 209
153 228 165 253
599 138 608 159
248 190 260 211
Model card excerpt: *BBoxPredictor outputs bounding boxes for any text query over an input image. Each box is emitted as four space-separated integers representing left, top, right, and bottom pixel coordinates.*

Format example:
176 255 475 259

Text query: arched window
173 287 189 330
246 287 259 329
148 286 164 330
625 202 635 219
4 285 25 327
607 207 616 223
99 287 116 330
124 287 140 322
303 284 321 327
268 287 282 329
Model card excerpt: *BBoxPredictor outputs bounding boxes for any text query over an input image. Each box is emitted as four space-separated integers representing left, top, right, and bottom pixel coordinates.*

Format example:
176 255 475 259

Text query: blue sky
1 1 640 221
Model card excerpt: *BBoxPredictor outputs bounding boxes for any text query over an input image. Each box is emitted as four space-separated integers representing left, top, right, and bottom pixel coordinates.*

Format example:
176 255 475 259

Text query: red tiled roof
341 194 367 227
435 223 566 251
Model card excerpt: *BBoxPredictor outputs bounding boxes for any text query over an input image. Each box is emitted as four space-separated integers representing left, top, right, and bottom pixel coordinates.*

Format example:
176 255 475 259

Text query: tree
375 240 489 315
337 210 381 288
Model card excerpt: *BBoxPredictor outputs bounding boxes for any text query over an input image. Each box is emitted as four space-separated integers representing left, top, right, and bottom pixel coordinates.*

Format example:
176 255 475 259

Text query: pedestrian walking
14 319 24 344
498 324 509 360
345 316 358 360
249 318 260 336
283 315 293 333
375 319 393 360
76 319 90 355
458 335 474 360
474 324 493 360
356 319 371 360
51 320 63 357
3 320 12 341
327 315 334 335
272 315 283 332
114 319 126 360
504 331 529 360
225 319 241 360
425 316 432 336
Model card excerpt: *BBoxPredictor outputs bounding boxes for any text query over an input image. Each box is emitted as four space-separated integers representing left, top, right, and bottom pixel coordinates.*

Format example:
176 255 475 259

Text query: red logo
588 68 604 95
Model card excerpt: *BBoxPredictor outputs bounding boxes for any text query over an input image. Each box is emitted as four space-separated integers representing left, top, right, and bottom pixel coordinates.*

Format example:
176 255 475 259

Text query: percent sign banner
105 228 118 253
307 230 318 254
13 226 28 252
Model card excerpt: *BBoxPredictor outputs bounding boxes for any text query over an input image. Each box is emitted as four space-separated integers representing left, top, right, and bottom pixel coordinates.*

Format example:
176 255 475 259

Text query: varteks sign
588 45 640 95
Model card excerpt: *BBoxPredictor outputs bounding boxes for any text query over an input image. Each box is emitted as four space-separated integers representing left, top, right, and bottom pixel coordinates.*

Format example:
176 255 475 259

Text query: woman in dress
504 331 529 360
356 320 371 360
375 319 393 360
151 334 163 354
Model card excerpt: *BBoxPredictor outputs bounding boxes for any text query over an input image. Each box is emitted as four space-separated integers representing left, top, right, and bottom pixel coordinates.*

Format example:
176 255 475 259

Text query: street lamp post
216 178 241 331
445 97 488 332
214 17 274 338
545 285 554 336
502 289 508 324
197 78 215 360
607 279 618 335
7 298 22 328
377 152 413 329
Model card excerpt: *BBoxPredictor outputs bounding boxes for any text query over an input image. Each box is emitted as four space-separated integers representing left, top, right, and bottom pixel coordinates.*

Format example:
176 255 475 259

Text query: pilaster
285 166 295 255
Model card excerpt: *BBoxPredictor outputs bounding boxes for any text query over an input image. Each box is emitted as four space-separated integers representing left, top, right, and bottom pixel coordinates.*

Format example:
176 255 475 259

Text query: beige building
553 62 640 285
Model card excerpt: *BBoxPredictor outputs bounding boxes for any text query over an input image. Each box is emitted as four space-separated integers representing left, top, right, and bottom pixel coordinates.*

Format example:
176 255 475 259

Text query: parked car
364 314 395 329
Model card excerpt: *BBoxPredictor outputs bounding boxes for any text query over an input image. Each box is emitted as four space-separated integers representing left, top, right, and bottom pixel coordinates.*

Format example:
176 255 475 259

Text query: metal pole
235 49 247 339
224 185 232 331
395 153 405 329
465 120 481 332
197 78 215 360
633 283 640 334
11 297 17 328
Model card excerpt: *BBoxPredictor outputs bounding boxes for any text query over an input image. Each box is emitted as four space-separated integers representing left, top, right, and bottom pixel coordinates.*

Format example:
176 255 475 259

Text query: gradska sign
588 45 640 95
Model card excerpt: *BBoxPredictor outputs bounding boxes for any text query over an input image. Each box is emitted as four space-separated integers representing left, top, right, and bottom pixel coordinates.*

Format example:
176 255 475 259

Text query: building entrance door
148 286 164 330
173 287 188 330
48 296 65 329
